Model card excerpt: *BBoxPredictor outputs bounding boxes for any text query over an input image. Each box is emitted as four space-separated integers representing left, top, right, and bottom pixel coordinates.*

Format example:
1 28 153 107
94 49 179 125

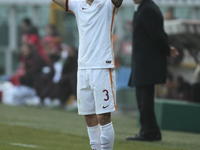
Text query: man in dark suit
127 0 179 141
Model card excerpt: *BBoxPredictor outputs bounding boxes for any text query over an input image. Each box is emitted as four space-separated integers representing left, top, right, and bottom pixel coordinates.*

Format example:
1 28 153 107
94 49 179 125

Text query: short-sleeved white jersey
66 0 118 69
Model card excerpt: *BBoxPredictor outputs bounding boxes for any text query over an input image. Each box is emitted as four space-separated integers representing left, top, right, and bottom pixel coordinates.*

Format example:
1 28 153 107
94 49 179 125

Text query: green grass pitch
0 104 200 150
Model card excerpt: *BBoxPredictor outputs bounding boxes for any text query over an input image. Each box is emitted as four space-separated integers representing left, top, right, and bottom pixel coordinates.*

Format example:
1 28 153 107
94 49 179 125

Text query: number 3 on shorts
103 90 109 101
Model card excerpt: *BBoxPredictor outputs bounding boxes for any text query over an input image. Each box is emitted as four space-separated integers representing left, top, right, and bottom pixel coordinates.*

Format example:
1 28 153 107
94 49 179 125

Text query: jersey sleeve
108 0 115 9
66 0 78 15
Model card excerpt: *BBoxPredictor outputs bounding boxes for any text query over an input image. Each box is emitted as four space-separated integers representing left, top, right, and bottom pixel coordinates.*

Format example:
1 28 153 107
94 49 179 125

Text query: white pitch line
10 143 44 149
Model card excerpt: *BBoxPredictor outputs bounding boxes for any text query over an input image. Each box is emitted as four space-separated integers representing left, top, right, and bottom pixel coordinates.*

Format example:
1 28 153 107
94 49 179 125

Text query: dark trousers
191 82 200 103
136 85 160 136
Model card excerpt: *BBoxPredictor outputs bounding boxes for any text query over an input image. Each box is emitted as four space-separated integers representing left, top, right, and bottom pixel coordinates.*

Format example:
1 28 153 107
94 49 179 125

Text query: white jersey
66 0 118 69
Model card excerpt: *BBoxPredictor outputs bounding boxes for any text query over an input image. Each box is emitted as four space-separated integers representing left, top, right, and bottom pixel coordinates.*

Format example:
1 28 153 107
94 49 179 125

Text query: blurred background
0 0 200 116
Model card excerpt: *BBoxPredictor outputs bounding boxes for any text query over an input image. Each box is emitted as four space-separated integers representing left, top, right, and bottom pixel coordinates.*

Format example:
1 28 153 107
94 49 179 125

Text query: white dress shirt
134 3 140 12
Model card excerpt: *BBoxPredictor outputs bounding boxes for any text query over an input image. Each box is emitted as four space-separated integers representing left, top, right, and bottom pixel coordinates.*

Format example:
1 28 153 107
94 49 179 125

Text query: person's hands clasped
170 46 179 58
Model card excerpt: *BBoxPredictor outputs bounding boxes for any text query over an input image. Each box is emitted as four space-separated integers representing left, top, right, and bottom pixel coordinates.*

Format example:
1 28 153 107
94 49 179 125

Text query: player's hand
170 46 179 58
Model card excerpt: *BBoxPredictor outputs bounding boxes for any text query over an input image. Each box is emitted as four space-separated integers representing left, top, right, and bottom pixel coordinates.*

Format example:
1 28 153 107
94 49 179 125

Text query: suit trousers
136 85 160 136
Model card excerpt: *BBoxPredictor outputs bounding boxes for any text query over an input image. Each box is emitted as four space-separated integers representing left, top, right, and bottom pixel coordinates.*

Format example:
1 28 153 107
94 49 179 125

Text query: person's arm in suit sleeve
141 8 171 56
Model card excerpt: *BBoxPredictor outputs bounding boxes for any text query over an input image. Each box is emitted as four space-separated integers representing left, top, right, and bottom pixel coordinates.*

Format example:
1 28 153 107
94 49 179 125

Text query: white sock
100 122 115 150
87 125 101 150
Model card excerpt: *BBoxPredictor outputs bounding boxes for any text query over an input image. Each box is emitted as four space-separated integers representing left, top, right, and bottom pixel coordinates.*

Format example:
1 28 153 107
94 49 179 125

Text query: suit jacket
129 0 170 87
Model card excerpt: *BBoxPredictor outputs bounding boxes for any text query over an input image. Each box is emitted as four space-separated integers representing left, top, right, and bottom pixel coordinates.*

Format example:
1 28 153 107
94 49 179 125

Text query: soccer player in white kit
52 0 123 149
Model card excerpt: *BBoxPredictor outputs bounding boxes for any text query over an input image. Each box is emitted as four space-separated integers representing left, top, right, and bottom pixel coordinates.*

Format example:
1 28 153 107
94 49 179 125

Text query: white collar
134 3 140 12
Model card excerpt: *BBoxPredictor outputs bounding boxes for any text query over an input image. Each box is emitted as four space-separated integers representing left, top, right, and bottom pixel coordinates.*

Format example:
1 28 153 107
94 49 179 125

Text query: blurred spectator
43 24 59 41
20 44 46 88
35 25 77 108
58 45 77 108
40 45 77 108
164 8 175 20
21 18 49 63
43 24 62 61
176 76 191 101
10 18 48 86
9 22 78 108
191 64 200 103
21 18 38 35
9 65 25 86
165 74 177 99
34 43 56 105
43 25 61 48
3 44 46 106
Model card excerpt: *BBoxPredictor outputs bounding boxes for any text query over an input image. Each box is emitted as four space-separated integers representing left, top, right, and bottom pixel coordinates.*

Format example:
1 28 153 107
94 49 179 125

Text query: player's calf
100 122 115 150
97 113 115 150
85 115 101 150
87 124 101 150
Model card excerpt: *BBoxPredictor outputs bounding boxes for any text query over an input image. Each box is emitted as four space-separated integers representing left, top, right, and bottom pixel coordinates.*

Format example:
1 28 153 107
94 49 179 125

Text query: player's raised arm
112 0 123 8
52 0 66 10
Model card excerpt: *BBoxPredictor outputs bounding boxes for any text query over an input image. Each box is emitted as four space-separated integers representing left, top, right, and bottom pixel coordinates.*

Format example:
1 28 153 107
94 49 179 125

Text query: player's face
133 0 143 4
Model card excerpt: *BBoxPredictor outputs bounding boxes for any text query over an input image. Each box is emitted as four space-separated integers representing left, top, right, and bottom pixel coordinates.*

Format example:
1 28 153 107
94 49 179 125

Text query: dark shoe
126 133 162 141
126 134 154 142
153 133 162 141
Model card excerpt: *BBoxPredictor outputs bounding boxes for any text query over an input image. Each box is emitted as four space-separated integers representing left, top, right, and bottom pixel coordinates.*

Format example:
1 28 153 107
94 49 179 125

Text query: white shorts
77 68 117 115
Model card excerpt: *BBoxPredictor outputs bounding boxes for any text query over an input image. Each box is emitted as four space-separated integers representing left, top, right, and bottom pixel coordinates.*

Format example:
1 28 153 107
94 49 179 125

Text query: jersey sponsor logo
106 61 111 64
103 105 109 109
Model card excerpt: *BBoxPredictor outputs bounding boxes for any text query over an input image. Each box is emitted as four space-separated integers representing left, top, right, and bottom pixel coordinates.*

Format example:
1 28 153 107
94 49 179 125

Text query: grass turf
0 104 200 150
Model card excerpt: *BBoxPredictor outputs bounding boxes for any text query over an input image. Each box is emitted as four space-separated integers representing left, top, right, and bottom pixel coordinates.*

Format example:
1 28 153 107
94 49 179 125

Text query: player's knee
97 113 111 125
84 114 98 127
